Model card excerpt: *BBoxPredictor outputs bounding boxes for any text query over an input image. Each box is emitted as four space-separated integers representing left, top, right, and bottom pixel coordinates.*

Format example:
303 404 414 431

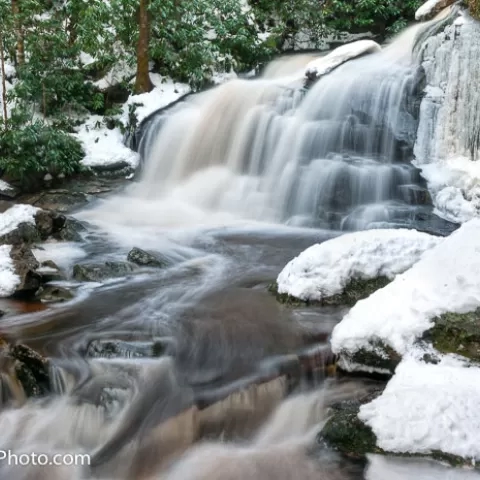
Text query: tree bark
0 33 8 127
11 0 25 68
134 0 153 94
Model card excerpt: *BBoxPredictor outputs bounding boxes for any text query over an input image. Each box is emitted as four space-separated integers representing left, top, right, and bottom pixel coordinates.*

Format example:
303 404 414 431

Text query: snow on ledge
360 355 480 461
331 219 480 357
276 229 441 302
0 204 39 237
0 245 19 297
305 40 381 80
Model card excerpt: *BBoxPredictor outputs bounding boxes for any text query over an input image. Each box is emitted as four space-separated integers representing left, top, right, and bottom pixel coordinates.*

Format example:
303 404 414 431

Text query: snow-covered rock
74 116 139 169
331 219 480 358
277 229 441 302
360 355 480 461
0 245 20 297
415 0 455 21
0 204 39 238
305 40 381 81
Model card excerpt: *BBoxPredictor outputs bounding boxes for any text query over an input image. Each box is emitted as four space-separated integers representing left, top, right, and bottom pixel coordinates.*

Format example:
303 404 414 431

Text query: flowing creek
0 14 475 480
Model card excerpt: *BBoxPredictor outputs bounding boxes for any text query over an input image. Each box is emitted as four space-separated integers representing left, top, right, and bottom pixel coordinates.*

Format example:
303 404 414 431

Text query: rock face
73 261 135 282
427 309 480 360
9 245 42 295
127 247 169 268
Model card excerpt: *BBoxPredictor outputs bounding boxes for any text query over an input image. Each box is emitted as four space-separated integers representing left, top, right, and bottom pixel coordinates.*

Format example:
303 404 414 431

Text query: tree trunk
0 33 8 127
134 0 153 94
11 0 25 68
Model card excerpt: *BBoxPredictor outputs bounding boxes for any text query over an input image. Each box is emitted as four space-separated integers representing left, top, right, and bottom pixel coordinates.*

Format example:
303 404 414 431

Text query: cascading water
116 24 435 233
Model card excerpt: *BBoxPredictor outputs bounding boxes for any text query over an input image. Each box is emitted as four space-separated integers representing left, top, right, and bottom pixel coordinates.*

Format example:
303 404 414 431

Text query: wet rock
35 285 74 304
0 181 20 199
34 209 66 240
270 276 391 307
0 222 40 245
426 309 480 361
337 342 401 375
52 217 86 242
319 390 384 459
86 339 167 359
127 247 169 268
415 0 456 22
72 261 135 282
9 245 42 295
37 260 66 282
398 185 432 205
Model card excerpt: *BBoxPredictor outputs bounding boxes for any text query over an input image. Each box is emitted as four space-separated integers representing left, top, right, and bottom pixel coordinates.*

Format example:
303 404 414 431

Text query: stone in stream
9 244 42 296
72 261 135 282
85 339 169 359
34 209 66 240
127 247 170 268
37 260 66 282
52 217 86 242
35 285 74 304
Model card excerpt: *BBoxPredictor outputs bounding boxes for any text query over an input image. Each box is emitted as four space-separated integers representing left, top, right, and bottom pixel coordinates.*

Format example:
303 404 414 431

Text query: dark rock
72 261 135 282
0 222 40 245
0 182 20 199
53 217 86 242
9 245 41 295
398 185 432 206
319 390 384 459
34 210 66 239
338 342 401 375
426 309 480 361
35 285 74 304
127 247 169 268
89 160 131 173
270 276 391 307
86 339 165 359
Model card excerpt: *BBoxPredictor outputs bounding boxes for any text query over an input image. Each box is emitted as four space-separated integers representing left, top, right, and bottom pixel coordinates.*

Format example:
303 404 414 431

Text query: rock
270 276 391 307
34 209 66 240
53 217 85 242
319 390 384 459
0 222 40 245
398 185 432 205
9 344 50 398
9 245 41 295
426 309 480 361
127 247 169 268
72 261 135 282
415 0 456 22
35 285 74 304
37 260 66 282
86 339 167 359
0 181 20 200
90 160 131 173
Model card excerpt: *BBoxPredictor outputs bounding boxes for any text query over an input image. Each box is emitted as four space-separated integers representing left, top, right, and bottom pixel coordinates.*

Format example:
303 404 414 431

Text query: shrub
0 122 84 190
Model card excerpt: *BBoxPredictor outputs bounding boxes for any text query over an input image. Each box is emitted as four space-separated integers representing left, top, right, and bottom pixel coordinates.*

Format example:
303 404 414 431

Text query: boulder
35 285 74 304
127 247 169 268
37 260 66 282
34 209 66 240
73 261 135 282
9 244 42 295
52 217 86 242
0 222 40 245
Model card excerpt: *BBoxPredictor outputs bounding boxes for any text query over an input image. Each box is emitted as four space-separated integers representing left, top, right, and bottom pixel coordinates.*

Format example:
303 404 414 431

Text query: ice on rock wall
414 15 480 222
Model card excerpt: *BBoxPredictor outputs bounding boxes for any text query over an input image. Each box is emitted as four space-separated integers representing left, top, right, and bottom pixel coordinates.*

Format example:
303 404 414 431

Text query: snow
122 74 191 125
415 0 454 21
0 180 14 192
0 245 20 297
74 116 139 168
416 157 480 223
94 57 135 91
276 229 441 302
331 219 480 357
360 355 480 461
0 204 39 237
305 40 381 79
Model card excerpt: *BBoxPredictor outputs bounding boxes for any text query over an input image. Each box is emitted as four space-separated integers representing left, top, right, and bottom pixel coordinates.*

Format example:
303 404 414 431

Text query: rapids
0 14 473 480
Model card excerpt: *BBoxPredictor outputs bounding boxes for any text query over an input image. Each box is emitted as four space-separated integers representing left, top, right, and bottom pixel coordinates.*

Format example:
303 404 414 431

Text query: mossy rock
339 342 401 375
427 309 480 360
269 276 391 307
318 390 384 458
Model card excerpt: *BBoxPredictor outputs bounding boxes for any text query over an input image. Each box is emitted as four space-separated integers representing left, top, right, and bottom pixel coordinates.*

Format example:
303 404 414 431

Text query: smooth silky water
0 19 471 480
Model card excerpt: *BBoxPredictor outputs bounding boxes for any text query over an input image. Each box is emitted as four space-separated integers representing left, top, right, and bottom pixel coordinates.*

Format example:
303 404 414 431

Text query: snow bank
305 40 381 80
0 245 19 297
277 229 440 302
0 204 39 237
75 116 139 168
123 73 191 125
360 355 480 461
415 0 455 21
331 219 480 356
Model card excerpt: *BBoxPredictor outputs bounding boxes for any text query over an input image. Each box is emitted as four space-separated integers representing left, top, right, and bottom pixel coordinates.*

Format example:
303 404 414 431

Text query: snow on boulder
305 40 381 81
359 355 480 461
0 245 20 297
0 204 39 238
331 218 480 360
276 229 441 303
415 0 455 21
